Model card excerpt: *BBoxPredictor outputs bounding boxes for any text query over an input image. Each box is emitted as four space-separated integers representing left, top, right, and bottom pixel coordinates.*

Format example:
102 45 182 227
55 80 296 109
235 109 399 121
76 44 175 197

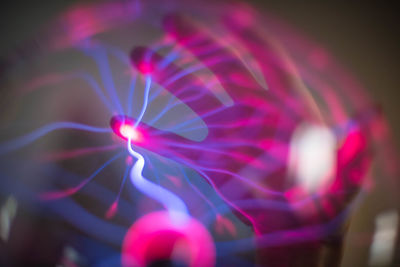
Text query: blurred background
0 1 399 266
1 2 398 146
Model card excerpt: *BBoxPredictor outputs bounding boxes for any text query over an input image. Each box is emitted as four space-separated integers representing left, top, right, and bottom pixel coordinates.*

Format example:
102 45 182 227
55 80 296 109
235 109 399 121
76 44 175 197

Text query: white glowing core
289 124 337 192
120 125 140 141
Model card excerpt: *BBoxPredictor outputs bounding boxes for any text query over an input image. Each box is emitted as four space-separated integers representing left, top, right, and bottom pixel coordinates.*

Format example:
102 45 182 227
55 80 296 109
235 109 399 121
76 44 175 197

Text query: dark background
0 1 399 266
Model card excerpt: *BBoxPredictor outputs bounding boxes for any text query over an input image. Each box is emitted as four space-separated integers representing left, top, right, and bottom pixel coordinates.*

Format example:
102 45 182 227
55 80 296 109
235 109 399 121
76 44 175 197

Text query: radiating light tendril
127 137 189 224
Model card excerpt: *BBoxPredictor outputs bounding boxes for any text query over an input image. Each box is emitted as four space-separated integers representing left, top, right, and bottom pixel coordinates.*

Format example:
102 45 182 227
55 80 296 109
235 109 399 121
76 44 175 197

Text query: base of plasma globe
121 211 215 267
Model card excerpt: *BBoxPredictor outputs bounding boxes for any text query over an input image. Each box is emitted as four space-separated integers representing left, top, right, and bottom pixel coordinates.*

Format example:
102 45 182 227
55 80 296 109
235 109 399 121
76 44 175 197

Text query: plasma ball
110 115 143 142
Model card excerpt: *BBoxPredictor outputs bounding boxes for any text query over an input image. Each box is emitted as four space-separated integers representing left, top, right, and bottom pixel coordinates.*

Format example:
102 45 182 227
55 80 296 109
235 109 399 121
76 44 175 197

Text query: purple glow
0 1 398 266
127 137 189 223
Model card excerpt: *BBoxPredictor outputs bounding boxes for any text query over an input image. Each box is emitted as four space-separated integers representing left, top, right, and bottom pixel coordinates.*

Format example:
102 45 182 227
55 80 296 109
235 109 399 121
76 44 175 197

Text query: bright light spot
289 124 337 193
120 124 140 141
369 210 399 266
0 196 18 241
122 211 215 267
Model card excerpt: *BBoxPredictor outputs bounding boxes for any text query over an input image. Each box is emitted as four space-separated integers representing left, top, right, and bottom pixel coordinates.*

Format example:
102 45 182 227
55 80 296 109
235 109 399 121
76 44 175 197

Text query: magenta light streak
39 152 122 200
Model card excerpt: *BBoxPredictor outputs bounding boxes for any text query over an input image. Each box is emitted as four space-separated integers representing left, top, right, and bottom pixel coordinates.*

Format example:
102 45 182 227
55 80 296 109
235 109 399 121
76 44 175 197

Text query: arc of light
72 72 116 113
168 154 260 234
106 165 131 218
147 88 206 127
180 19 269 90
127 138 189 223
173 154 282 197
178 165 218 215
0 122 111 155
126 72 189 220
134 75 151 128
216 203 353 254
38 144 119 162
24 72 114 113
81 47 124 115
40 152 123 200
167 105 229 132
127 75 137 117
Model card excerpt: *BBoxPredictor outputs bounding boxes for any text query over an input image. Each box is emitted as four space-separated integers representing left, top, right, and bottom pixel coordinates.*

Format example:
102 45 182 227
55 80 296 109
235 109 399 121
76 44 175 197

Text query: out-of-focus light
288 124 337 193
369 210 399 266
122 211 215 267
59 246 83 266
0 196 18 242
